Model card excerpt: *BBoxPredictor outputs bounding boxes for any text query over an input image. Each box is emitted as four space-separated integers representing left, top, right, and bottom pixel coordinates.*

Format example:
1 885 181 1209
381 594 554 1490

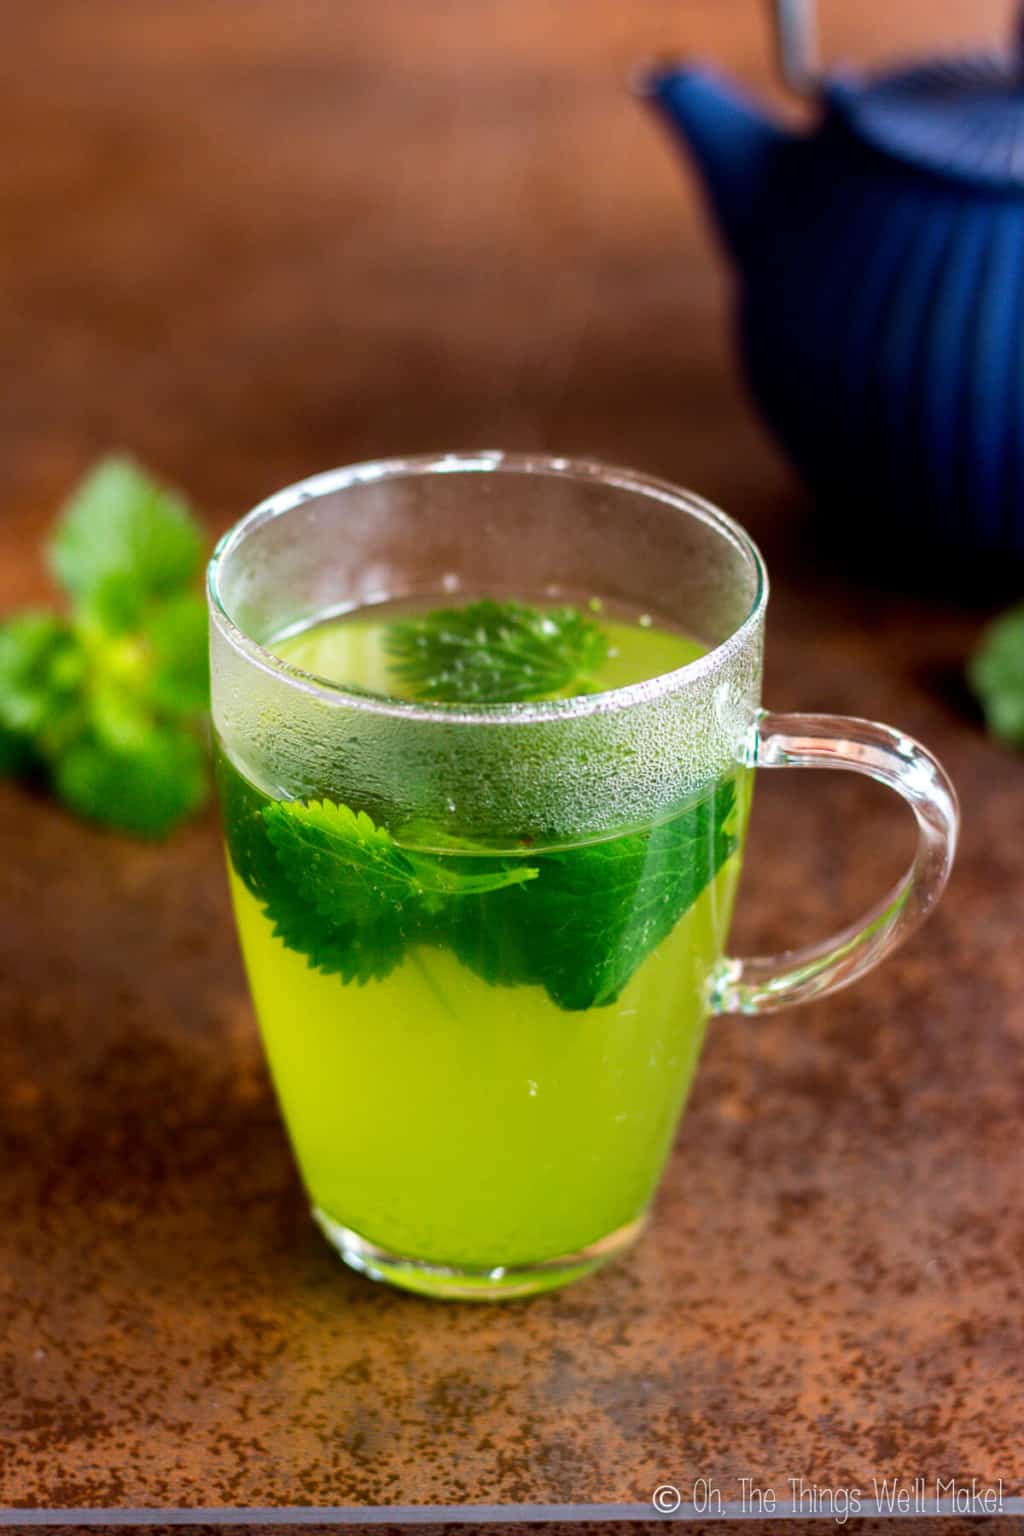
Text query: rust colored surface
0 0 1021 1519
64 1527 1024 1536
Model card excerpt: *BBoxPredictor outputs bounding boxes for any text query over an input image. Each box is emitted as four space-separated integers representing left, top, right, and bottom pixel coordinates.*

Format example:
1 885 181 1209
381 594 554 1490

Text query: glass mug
208 453 957 1300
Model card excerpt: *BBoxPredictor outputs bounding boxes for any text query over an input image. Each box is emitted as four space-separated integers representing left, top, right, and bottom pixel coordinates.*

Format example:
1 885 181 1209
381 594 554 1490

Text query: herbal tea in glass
209 455 956 1300
219 597 751 1294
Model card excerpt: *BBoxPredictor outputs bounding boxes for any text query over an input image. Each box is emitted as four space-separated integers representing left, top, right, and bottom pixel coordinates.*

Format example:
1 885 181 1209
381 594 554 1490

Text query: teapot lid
828 53 1024 191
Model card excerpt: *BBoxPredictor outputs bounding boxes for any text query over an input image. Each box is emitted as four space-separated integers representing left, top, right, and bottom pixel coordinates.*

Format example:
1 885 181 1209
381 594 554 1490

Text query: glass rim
207 450 769 726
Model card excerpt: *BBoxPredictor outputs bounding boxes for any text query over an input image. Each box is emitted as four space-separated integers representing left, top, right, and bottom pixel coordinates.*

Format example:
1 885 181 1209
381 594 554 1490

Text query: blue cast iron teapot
647 0 1024 566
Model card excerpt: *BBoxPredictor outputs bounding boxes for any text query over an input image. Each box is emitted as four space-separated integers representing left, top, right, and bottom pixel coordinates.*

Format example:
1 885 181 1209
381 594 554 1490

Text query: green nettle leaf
264 799 441 919
50 457 203 632
969 603 1024 746
0 612 84 766
255 869 410 986
222 752 739 1011
0 456 211 838
143 592 211 715
53 726 208 838
0 726 33 774
383 600 609 704
257 797 538 985
451 778 739 1010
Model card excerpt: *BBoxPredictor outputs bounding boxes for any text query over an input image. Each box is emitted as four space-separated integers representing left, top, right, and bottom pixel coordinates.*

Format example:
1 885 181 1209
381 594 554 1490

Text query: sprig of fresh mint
222 751 739 1011
383 599 608 703
0 457 210 836
968 603 1024 746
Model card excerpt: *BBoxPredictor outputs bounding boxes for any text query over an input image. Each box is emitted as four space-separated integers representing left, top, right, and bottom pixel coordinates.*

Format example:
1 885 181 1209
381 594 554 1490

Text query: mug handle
709 711 959 1016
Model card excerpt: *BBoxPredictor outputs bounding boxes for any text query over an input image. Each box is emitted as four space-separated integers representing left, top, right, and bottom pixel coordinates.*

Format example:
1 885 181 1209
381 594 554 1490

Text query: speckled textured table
0 0 1021 1522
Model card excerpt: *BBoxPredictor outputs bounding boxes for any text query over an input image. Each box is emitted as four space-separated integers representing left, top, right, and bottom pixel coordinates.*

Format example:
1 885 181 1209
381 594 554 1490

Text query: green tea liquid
222 600 750 1291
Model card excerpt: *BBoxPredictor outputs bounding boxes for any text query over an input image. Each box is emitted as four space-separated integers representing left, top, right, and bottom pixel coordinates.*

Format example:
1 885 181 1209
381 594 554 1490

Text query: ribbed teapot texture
649 45 1024 564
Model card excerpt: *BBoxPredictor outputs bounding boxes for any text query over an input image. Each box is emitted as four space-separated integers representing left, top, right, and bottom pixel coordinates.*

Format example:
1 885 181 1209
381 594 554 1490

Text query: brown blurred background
0 0 1015 570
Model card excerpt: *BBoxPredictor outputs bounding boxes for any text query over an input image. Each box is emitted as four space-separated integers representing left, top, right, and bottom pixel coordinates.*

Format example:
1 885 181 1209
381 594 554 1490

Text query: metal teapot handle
774 0 1021 96
772 0 821 96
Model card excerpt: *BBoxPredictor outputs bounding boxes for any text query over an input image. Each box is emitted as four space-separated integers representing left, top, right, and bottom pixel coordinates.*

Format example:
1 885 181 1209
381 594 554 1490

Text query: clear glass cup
208 452 958 1301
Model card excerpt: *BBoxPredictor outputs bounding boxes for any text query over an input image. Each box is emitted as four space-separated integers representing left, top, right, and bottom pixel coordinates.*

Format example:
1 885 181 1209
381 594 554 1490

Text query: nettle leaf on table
0 612 85 766
0 456 211 838
143 592 211 716
969 602 1024 746
54 726 209 840
50 457 204 632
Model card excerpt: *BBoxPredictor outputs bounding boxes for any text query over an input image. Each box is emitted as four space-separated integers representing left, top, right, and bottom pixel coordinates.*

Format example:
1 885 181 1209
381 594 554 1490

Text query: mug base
312 1206 647 1301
